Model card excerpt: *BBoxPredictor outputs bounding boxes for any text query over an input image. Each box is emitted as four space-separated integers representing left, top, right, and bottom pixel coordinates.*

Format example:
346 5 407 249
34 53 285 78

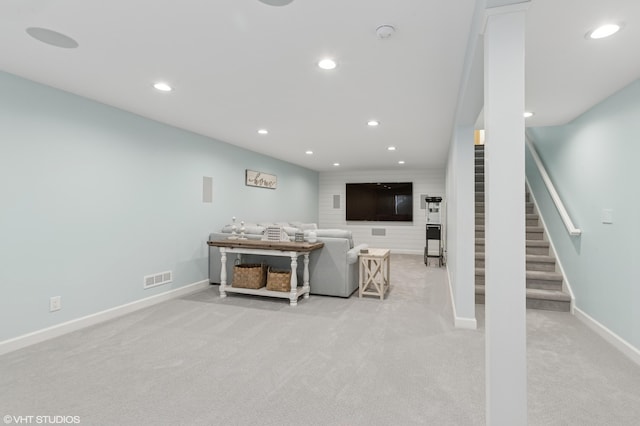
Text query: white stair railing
526 137 581 236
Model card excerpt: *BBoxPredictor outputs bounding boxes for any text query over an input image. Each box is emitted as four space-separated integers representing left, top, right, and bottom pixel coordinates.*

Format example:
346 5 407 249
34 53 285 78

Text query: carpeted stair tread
477 213 539 219
476 225 544 233
526 215 539 225
475 201 534 209
526 254 556 263
527 270 563 281
526 240 550 247
525 288 571 302
475 267 561 281
475 285 571 302
475 253 555 263
475 239 550 246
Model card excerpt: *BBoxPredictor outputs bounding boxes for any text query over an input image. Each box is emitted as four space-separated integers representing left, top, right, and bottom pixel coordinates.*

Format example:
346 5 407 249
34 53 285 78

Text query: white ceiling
1 0 638 172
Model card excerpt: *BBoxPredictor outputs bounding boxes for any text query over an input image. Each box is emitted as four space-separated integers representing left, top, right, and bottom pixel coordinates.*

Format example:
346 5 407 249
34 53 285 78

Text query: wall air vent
143 270 173 289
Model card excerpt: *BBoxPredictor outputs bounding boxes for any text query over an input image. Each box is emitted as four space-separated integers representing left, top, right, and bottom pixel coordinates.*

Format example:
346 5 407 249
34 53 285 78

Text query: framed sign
245 169 277 189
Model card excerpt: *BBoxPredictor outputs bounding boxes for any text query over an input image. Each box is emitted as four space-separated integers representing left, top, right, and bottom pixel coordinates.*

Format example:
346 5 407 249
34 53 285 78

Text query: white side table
359 248 391 300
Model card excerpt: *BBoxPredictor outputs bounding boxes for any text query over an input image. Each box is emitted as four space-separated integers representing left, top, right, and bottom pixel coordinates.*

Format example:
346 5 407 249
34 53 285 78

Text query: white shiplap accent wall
319 169 445 254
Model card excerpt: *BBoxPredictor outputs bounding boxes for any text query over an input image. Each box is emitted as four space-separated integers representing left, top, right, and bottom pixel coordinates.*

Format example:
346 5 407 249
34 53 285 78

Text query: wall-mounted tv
345 182 413 222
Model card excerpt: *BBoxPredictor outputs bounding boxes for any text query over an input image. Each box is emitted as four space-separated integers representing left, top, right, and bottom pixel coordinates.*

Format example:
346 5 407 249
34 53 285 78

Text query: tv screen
346 182 413 222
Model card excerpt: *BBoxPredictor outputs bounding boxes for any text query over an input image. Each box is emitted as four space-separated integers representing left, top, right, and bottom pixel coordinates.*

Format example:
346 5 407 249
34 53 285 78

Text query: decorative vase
228 216 238 240
239 220 247 240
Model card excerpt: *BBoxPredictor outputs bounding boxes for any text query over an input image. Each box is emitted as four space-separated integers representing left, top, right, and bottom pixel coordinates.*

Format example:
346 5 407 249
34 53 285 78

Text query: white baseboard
0 280 210 356
574 306 640 366
454 316 478 330
446 265 478 330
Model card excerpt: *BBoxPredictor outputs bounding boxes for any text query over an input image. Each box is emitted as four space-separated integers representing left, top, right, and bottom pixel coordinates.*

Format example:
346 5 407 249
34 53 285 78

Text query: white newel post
289 252 298 306
484 4 528 425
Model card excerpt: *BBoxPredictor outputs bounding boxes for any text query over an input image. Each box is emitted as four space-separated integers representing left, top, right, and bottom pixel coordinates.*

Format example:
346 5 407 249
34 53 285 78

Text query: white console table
207 239 324 306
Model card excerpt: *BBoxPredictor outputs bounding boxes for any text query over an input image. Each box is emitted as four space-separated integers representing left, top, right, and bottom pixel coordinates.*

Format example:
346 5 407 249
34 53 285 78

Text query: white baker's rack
424 196 445 267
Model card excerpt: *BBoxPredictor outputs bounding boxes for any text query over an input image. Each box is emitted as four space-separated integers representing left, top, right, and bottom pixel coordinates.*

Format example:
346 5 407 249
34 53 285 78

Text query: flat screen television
345 182 413 222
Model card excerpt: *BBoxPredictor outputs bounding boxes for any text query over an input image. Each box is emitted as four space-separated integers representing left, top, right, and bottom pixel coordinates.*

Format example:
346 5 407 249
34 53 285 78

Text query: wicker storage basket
232 263 266 289
266 267 292 292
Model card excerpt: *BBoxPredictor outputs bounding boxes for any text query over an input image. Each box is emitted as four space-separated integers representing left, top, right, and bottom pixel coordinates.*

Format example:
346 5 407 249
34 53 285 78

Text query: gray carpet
1 254 639 425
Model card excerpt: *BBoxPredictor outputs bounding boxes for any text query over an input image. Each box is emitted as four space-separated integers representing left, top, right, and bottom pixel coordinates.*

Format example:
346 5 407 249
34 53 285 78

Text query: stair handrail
526 136 582 236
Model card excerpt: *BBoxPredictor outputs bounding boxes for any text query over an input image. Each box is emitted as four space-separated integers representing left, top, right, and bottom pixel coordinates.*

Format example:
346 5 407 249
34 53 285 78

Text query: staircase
474 144 571 312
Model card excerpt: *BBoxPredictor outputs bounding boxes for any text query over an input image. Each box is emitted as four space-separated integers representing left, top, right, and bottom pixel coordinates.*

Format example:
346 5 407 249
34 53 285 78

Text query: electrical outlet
50 296 61 312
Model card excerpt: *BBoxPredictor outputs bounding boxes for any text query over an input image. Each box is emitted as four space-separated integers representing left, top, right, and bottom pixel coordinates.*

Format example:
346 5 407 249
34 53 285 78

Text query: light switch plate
602 209 613 224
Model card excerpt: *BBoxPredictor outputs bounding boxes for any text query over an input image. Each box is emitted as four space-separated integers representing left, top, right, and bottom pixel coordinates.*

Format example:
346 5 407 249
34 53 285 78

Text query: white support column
451 125 477 329
484 5 528 425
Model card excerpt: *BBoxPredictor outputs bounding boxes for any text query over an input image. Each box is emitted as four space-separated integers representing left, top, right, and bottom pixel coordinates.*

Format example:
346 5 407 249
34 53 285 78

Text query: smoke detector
376 25 395 39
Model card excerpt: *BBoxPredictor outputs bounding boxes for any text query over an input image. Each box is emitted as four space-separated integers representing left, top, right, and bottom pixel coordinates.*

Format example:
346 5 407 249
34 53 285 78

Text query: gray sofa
208 224 367 297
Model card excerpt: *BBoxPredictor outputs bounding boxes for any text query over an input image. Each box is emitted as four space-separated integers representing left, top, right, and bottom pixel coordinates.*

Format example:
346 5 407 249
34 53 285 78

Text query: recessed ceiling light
258 129 268 135
367 120 379 127
587 23 622 39
387 146 396 151
333 162 340 167
153 82 173 92
398 160 405 165
305 150 313 155
524 111 534 118
26 27 79 49
258 0 295 6
318 58 337 70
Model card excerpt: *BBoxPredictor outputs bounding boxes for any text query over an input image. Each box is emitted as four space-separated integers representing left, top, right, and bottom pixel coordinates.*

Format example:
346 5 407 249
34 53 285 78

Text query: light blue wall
0 71 318 342
526 79 640 350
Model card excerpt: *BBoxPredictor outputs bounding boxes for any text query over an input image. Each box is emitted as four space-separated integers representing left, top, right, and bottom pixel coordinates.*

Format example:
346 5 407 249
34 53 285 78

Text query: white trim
574 307 640 366
482 1 531 34
446 265 478 330
455 316 478 330
526 136 581 236
0 280 210 356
